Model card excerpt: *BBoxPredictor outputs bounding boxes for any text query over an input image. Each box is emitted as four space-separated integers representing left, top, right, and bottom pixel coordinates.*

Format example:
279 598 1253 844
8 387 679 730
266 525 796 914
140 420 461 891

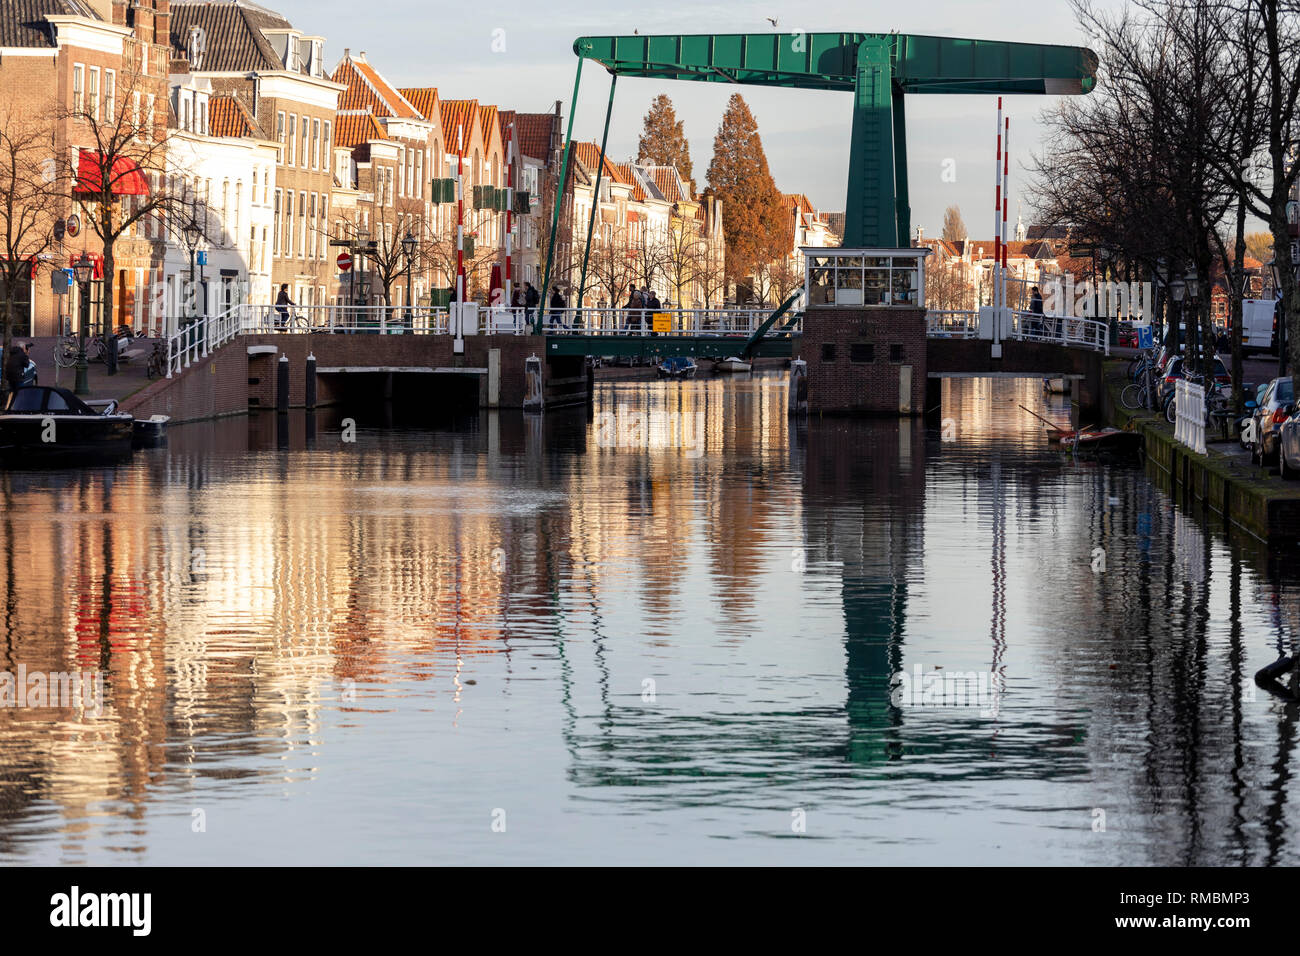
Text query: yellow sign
652 312 672 333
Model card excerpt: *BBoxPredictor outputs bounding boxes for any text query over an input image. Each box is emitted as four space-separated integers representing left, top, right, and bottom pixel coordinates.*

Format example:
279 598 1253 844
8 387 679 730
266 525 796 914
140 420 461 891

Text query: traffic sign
652 312 672 333
337 252 353 272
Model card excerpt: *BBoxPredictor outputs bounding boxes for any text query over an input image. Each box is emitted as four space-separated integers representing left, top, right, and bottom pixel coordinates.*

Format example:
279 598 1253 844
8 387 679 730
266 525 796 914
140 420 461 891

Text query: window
87 67 99 121
183 96 192 132
323 121 331 165
821 343 836 363
285 190 293 255
273 189 282 253
300 116 308 168
312 118 320 169
319 196 328 258
850 343 874 363
73 64 84 113
398 149 405 197
198 97 206 135
287 113 296 165
309 193 317 259
889 344 905 363
298 190 306 256
104 70 114 121
277 112 286 163
415 150 423 199
234 182 242 246
146 94 155 136
132 91 140 130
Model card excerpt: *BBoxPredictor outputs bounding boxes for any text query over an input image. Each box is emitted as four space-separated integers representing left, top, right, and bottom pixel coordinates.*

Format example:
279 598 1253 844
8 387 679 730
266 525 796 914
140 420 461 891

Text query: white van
1242 298 1279 354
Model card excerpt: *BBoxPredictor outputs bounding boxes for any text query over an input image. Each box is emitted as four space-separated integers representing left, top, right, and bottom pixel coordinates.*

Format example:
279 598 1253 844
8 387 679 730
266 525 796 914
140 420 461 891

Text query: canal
0 372 1297 865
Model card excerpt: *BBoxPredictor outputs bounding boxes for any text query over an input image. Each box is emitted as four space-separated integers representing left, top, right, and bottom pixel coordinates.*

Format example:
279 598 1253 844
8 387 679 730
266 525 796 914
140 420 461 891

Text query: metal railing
1174 378 1207 454
925 308 1109 353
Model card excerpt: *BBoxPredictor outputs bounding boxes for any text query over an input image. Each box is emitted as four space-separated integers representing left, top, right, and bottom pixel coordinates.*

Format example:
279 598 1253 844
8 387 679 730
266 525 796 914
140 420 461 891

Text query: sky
271 0 1112 240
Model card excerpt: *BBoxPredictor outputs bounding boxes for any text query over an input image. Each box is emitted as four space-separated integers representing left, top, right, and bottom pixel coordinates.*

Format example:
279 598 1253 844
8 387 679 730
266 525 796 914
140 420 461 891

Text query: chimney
344 47 350 58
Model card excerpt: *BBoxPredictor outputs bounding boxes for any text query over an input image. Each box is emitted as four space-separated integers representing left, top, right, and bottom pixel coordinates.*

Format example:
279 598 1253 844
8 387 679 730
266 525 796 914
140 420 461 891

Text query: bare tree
64 66 183 337
0 97 63 385
925 255 976 311
586 223 639 316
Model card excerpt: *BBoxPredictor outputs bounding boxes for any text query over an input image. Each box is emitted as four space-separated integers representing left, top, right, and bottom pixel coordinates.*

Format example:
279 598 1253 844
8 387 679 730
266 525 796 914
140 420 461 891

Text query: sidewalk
7 336 156 405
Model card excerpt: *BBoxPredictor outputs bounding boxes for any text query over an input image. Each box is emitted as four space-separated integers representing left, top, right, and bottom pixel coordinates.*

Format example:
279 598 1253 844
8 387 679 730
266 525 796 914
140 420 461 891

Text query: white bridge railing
1174 378 1207 455
925 309 1110 354
166 301 1105 377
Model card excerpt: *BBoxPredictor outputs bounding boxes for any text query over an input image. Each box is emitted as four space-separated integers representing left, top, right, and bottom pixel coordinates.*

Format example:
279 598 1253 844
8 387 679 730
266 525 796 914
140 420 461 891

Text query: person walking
4 342 29 394
524 282 540 313
623 283 643 331
1029 286 1044 337
646 289 662 337
549 286 566 331
275 284 293 328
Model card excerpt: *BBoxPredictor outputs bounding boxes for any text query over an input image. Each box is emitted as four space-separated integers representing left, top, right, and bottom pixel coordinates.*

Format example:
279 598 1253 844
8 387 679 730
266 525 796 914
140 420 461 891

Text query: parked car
1279 407 1300 479
1250 376 1294 466
1158 354 1231 405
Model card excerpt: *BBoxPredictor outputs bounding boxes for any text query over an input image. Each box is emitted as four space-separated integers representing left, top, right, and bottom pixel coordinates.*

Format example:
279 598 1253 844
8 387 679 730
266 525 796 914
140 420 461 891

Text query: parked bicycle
145 337 167 380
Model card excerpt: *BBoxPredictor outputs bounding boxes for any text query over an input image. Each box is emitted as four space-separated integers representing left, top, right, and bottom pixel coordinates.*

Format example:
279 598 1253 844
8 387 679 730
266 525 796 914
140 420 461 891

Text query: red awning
74 150 149 196
68 253 104 279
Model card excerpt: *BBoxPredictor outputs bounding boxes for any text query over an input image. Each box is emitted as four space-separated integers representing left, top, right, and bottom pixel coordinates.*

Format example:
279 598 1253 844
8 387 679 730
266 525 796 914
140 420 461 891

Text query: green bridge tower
538 32 1096 323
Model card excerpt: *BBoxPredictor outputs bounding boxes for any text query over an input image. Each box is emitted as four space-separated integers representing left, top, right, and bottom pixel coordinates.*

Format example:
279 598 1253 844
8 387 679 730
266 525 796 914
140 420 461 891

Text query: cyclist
275 284 294 328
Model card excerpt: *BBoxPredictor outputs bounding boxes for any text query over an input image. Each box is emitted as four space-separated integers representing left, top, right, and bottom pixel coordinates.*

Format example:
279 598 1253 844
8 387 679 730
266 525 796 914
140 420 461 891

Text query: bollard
523 354 543 413
305 352 317 409
787 358 807 416
277 353 289 412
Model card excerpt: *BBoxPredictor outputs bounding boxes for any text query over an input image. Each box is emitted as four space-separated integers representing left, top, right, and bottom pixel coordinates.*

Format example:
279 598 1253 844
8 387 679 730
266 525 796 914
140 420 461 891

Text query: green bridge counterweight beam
571 32 1096 248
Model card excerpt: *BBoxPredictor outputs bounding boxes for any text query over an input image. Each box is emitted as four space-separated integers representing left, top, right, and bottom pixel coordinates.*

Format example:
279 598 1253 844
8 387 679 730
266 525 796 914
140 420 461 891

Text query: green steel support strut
741 288 804 358
844 39 897 247
538 54 585 333
578 71 617 308
892 89 911 246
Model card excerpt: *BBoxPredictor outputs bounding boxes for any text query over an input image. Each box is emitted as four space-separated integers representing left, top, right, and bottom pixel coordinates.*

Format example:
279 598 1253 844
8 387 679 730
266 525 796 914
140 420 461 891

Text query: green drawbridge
538 31 1096 332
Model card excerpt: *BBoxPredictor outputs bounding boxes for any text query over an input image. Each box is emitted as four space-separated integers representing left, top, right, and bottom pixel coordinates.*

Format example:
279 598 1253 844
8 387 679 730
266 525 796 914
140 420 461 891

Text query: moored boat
1059 426 1143 455
1042 377 1068 394
657 356 697 380
715 356 752 373
0 386 134 465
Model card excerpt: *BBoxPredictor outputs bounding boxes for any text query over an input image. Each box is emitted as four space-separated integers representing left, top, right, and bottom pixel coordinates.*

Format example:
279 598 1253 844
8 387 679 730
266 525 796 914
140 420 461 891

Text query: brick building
169 0 343 309
0 0 172 336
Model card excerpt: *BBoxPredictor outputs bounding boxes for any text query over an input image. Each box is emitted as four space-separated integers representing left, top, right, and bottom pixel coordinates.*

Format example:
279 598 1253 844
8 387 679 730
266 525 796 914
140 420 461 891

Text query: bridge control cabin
801 246 930 415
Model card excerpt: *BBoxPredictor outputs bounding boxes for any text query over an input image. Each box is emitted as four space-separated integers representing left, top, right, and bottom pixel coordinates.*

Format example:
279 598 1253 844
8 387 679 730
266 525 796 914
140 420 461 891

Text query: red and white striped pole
456 123 465 305
504 123 514 309
1003 117 1010 311
993 96 1003 325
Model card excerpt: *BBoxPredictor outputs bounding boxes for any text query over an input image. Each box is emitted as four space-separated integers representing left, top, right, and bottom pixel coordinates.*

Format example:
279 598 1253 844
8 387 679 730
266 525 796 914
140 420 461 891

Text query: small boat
715 356 752 373
132 414 170 447
1059 426 1143 455
657 356 697 380
0 386 134 465
1042 377 1068 394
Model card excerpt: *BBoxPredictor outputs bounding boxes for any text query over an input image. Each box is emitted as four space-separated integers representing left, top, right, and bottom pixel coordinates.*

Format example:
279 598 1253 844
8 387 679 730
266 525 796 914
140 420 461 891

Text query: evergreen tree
941 205 967 242
636 94 694 193
705 94 789 284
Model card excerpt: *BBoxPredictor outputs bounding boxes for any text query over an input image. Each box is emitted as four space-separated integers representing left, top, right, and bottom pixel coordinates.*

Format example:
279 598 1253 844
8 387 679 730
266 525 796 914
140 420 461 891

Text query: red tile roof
513 113 553 161
783 192 815 217
208 94 260 139
646 166 687 203
439 99 478 154
398 87 439 123
334 112 386 149
614 162 647 202
478 104 499 148
572 141 620 182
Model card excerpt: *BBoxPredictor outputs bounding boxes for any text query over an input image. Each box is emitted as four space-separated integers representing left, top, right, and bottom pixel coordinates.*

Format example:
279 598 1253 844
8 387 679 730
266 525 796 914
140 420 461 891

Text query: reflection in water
0 373 1296 864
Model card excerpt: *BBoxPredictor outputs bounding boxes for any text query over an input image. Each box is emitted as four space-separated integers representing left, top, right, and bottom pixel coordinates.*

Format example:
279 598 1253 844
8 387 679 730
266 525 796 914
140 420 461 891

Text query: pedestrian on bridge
549 287 567 331
1029 286 1044 337
624 283 644 332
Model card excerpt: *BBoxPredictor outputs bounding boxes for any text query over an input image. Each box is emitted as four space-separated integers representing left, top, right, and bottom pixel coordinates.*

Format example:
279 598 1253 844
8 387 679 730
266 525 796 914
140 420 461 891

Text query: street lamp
402 232 416 326
1269 258 1289 376
71 252 94 395
1185 267 1201 373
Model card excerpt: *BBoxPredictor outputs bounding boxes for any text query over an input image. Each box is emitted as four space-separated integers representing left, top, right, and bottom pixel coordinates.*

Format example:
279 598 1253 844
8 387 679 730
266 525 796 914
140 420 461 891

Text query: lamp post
402 232 416 328
1169 275 1185 355
1185 267 1200 374
72 252 94 395
182 218 202 360
1270 258 1288 377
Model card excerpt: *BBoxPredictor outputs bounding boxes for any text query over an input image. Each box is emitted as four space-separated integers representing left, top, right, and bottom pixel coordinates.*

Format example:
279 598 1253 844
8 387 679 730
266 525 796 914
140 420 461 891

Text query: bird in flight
766 17 778 28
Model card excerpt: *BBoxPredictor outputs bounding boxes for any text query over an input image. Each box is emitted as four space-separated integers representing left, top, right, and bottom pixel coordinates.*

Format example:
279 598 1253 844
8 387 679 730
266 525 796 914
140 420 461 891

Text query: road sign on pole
337 252 353 272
